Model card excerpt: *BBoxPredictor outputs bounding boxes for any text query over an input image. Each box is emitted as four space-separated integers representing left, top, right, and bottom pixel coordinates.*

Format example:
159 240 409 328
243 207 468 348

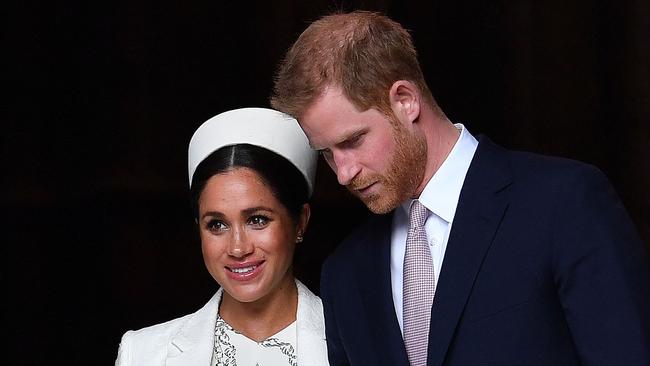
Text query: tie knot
408 200 428 229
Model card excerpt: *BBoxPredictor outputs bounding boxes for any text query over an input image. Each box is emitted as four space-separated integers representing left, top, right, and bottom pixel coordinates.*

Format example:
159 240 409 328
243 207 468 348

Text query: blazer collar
427 136 513 366
296 280 329 366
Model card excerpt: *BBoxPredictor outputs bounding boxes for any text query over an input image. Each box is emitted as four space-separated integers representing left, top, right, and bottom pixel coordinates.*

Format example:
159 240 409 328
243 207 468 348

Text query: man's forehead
303 126 364 151
300 116 376 152
297 86 386 148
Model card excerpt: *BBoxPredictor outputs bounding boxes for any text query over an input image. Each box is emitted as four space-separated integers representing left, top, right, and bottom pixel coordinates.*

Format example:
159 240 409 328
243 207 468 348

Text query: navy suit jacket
320 136 650 365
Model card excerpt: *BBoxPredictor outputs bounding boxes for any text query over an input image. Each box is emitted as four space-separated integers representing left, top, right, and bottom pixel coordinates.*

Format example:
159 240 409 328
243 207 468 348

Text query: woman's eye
206 220 227 232
248 215 269 227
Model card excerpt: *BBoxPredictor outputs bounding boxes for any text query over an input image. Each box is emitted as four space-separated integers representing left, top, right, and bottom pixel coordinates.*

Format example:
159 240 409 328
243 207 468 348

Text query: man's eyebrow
337 128 368 147
310 127 368 151
332 128 368 147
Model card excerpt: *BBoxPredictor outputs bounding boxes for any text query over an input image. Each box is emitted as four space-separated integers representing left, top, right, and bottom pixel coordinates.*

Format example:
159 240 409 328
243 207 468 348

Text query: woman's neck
218 277 298 342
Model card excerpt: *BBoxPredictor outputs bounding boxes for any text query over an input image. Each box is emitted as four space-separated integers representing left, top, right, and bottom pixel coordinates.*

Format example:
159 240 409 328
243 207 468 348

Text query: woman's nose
227 227 254 258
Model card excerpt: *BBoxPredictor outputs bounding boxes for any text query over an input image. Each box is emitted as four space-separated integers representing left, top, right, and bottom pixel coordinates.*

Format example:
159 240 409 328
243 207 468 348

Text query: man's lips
352 181 378 195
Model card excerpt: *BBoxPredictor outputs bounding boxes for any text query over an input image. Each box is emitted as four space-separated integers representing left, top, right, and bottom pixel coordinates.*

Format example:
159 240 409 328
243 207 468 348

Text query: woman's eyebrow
201 206 276 220
242 206 275 216
201 210 224 220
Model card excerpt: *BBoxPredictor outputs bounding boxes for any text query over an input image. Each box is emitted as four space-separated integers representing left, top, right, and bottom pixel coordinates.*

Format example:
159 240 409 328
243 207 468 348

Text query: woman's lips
225 260 265 281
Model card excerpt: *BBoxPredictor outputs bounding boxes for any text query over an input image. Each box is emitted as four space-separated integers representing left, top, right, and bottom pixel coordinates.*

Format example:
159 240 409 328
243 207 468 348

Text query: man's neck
413 109 461 197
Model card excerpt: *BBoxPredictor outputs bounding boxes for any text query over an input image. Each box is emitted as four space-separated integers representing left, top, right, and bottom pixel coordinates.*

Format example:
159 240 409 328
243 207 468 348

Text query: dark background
4 0 649 364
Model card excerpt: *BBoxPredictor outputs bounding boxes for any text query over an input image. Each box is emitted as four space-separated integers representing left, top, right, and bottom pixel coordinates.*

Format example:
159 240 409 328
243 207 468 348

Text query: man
271 11 650 366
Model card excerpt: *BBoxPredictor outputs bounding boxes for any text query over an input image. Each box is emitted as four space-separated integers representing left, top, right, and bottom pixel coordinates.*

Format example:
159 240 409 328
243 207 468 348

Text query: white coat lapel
164 282 328 365
295 281 329 366
166 289 222 366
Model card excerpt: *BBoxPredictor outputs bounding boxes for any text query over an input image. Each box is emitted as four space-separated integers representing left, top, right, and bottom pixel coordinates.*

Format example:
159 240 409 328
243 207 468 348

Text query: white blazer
116 280 329 365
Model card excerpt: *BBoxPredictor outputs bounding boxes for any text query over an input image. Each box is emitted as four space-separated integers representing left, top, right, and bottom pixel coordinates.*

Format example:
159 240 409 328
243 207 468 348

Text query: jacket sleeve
320 258 352 366
552 164 650 365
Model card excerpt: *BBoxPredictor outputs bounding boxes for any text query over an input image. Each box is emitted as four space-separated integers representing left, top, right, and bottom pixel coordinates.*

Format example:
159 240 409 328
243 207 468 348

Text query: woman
116 108 328 365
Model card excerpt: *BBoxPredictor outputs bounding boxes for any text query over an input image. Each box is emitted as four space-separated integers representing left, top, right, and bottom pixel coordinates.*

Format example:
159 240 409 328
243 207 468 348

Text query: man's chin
363 194 399 214
348 180 404 214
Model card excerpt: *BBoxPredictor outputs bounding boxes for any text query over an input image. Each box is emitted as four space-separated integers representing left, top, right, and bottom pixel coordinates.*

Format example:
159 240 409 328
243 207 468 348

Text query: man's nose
331 150 361 186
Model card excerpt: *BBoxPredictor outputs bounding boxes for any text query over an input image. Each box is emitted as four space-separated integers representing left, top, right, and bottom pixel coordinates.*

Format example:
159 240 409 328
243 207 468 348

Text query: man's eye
206 220 227 232
348 134 362 146
319 149 333 160
248 215 269 227
343 133 364 149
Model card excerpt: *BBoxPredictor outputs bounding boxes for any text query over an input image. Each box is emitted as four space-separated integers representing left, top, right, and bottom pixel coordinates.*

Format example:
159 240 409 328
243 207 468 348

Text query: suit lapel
358 214 411 365
427 137 512 366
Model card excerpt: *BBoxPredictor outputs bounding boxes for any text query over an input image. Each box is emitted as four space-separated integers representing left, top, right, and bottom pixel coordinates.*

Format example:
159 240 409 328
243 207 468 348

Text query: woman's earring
296 233 303 243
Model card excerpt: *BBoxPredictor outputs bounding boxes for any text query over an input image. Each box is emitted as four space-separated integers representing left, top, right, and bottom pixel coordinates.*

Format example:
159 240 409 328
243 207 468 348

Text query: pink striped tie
403 200 435 366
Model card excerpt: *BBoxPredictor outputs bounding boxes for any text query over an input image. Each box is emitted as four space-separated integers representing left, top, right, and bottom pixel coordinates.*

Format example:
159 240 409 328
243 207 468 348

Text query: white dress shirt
390 124 478 333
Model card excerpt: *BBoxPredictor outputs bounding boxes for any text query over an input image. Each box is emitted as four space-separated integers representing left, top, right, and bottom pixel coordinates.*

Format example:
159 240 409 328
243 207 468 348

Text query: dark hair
190 144 309 222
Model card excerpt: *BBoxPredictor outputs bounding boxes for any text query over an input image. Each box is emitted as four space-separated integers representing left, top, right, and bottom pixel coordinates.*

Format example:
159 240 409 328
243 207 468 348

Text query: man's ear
389 80 421 126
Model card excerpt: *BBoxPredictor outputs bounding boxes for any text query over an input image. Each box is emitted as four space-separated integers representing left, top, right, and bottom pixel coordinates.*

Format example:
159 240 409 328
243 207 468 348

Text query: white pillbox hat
188 107 317 195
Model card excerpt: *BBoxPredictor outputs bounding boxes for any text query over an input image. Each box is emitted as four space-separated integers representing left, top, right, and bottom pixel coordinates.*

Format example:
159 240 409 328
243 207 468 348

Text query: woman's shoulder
121 311 194 344
116 312 195 365
122 289 221 342
116 290 223 364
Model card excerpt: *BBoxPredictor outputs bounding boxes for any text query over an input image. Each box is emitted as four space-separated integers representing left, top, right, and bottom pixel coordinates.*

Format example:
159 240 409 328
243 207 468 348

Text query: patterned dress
211 314 297 366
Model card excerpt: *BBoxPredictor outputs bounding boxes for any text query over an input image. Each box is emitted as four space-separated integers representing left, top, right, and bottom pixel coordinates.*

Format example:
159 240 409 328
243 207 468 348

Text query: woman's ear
389 80 421 126
296 203 311 242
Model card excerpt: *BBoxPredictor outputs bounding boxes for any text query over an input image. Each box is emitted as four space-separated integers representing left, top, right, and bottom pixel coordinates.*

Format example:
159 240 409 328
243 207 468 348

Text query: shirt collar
400 123 478 223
